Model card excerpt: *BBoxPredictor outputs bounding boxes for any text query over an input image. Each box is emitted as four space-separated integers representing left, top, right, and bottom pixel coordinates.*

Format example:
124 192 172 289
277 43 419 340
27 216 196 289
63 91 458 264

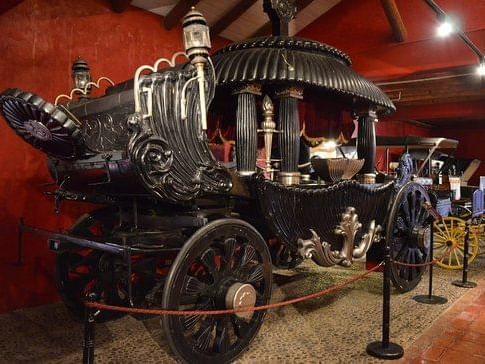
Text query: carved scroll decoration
297 207 382 268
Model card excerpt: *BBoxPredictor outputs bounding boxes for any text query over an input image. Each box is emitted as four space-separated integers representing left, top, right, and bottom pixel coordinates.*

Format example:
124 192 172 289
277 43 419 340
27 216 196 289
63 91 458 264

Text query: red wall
0 0 229 313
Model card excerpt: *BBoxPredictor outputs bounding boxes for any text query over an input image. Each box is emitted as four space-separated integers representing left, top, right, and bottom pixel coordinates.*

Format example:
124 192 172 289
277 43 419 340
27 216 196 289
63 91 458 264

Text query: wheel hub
415 226 431 250
225 282 257 320
25 120 52 141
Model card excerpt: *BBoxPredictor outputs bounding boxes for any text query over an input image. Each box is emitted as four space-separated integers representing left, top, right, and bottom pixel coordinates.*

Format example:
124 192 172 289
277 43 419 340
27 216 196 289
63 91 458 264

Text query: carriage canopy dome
212 36 396 115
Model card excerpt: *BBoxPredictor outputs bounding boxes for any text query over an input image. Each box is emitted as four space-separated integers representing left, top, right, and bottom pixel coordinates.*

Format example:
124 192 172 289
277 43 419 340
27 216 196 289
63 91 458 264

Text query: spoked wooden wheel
161 219 272 364
56 249 130 321
56 207 129 321
387 182 431 292
433 217 480 269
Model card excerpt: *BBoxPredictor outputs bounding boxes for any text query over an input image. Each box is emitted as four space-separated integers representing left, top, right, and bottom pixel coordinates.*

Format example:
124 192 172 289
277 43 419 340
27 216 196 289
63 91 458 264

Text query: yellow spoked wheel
433 217 480 269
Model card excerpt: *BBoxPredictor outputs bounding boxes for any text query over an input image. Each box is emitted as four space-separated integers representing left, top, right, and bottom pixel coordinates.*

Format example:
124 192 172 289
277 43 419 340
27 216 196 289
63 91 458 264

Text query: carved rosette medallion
270 0 297 22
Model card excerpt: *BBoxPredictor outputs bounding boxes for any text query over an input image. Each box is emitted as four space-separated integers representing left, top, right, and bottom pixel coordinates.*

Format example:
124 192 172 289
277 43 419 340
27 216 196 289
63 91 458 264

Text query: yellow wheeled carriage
434 190 484 269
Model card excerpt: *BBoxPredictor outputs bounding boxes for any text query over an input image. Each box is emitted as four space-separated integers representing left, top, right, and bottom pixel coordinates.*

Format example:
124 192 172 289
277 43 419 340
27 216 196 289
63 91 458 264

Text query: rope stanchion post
452 222 477 288
413 218 448 304
83 293 98 364
366 245 404 360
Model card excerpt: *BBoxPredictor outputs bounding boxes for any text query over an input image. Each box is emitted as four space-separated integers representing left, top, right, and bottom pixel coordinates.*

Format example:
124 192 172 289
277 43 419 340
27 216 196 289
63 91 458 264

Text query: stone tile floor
398 278 485 364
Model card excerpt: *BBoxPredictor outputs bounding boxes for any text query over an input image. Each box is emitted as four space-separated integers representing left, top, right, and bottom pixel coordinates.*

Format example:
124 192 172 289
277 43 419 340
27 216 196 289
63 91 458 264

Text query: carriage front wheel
161 219 272 364
387 182 432 292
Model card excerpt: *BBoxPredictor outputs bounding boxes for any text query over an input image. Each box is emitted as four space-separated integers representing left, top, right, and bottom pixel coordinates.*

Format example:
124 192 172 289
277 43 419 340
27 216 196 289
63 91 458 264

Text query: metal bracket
298 207 381 267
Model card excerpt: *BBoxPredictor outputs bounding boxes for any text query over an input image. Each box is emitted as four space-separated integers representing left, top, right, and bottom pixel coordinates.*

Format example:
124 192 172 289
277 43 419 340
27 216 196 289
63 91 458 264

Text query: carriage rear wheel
161 219 272 364
387 182 431 292
55 207 128 321
56 249 129 321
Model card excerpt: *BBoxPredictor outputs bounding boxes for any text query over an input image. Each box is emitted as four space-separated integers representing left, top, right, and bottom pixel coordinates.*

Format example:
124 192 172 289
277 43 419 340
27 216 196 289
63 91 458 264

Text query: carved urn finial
263 0 297 36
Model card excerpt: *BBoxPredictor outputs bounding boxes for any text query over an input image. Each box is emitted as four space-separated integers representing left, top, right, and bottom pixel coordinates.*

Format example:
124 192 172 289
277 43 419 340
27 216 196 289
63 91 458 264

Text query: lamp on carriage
183 7 211 131
71 57 91 98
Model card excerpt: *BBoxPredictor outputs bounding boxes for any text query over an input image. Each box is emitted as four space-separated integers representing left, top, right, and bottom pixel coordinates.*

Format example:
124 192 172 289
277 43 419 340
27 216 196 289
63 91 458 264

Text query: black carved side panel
128 67 232 202
236 93 257 175
278 97 300 172
255 178 395 249
80 105 132 153
357 114 376 175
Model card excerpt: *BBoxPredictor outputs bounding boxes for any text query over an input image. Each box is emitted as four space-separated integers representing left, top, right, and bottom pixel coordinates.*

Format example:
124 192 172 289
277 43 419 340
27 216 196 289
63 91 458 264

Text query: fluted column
234 84 261 176
356 109 377 184
276 87 303 185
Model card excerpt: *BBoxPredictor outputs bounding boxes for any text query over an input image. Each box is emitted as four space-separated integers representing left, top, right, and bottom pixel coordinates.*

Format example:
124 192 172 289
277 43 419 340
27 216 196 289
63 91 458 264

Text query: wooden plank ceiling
377 65 485 107
130 0 342 41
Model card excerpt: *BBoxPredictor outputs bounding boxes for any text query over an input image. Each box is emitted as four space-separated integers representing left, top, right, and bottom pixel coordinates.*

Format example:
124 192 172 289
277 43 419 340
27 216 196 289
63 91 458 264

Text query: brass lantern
182 7 211 60
71 57 91 97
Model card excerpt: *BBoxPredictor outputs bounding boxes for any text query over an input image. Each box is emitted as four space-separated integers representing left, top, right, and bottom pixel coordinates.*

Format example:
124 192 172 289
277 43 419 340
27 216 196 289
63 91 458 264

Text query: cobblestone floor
1 253 484 363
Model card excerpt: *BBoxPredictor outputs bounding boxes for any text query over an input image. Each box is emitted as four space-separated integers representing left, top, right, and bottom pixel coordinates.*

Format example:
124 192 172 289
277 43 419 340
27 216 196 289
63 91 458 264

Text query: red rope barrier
392 248 453 267
85 262 384 316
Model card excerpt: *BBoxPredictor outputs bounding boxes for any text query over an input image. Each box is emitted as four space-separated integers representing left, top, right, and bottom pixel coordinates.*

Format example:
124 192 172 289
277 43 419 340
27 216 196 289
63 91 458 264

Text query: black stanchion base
452 280 477 288
413 294 448 305
366 341 404 360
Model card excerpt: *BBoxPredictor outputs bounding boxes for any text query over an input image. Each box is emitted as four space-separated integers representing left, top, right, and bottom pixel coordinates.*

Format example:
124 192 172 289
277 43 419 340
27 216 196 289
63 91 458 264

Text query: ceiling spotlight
437 21 454 37
478 60 485 76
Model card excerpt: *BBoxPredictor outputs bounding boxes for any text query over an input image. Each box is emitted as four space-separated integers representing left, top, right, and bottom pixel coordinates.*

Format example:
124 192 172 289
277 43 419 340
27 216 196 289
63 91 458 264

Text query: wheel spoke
182 300 211 330
453 249 461 266
231 316 251 339
183 275 209 297
409 249 416 281
434 223 449 239
410 192 417 224
433 243 447 252
245 264 264 284
239 244 257 268
400 198 411 227
213 317 230 354
417 202 428 225
442 220 452 240
223 238 236 272
194 318 215 352
200 248 218 277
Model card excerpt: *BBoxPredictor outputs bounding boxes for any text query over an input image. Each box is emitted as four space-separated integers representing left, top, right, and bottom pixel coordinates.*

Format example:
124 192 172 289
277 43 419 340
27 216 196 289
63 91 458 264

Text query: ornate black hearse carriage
0 2 433 363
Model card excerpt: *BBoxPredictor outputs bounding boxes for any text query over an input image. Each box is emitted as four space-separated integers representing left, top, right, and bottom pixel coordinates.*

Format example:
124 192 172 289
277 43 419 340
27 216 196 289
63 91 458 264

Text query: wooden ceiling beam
109 0 131 13
380 0 407 43
251 0 315 38
211 0 258 36
164 0 201 30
